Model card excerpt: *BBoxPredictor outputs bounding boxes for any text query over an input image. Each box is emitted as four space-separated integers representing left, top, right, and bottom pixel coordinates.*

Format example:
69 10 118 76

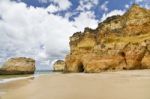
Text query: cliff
65 4 150 73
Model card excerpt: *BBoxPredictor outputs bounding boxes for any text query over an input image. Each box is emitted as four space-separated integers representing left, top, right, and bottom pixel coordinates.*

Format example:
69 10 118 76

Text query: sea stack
0 57 35 74
53 60 65 72
65 4 150 73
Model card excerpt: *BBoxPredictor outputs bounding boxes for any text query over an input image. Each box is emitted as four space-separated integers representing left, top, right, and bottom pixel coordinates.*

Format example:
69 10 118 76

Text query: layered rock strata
65 4 150 73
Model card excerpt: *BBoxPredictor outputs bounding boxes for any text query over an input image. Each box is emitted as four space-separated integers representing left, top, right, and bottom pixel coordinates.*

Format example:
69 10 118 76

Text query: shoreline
0 70 54 84
0 69 150 83
0 70 150 99
0 73 51 97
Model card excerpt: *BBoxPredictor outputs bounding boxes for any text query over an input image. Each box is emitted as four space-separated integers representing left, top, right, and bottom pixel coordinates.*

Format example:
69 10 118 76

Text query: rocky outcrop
65 4 150 73
53 60 65 72
0 57 35 74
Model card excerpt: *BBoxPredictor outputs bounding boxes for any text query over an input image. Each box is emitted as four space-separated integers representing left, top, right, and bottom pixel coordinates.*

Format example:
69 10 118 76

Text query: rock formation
65 4 150 73
53 60 65 72
0 57 35 74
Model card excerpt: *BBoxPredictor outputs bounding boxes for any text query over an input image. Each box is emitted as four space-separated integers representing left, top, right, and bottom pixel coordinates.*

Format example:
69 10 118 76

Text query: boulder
0 57 35 74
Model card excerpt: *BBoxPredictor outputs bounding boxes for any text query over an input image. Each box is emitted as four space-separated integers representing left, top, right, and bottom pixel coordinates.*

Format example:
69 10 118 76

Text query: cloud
73 11 98 31
100 1 109 12
129 0 150 9
46 5 59 13
125 4 130 9
51 0 72 11
0 0 98 70
100 10 125 22
77 0 99 11
135 0 144 3
39 0 72 12
140 0 150 9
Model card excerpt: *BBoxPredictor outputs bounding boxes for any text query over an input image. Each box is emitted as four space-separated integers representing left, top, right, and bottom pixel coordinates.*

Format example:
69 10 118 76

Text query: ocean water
0 70 53 83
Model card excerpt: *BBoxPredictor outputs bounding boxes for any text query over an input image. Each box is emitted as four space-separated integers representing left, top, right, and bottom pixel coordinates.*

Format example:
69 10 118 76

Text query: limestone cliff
65 4 150 73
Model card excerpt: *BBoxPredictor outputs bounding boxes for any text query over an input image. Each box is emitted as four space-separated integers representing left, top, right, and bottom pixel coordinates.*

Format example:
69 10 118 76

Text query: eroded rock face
65 4 150 73
53 60 65 72
0 57 35 74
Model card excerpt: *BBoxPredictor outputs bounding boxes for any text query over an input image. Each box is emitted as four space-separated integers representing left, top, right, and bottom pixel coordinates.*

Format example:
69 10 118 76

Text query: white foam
0 76 34 84
0 73 50 84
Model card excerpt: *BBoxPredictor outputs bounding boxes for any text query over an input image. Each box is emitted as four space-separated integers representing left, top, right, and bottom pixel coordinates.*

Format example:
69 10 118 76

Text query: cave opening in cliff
78 63 84 72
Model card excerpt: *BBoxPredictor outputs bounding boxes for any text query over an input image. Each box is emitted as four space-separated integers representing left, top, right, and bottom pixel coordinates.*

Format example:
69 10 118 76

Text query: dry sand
1 70 150 99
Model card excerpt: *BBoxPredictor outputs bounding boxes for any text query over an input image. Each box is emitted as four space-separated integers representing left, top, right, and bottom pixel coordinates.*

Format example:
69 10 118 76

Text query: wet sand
1 70 150 99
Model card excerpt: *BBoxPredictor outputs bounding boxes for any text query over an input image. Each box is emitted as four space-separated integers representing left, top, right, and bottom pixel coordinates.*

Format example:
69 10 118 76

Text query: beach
1 70 150 99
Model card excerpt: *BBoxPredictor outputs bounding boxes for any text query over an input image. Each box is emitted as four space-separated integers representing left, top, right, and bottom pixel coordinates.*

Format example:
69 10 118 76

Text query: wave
0 76 34 84
0 70 53 84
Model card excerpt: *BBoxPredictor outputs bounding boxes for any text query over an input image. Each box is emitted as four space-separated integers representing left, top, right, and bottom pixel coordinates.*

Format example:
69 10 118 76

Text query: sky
0 0 149 70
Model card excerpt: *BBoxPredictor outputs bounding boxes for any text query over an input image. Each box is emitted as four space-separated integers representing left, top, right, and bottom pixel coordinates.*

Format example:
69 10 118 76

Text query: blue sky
0 0 149 70
16 0 149 19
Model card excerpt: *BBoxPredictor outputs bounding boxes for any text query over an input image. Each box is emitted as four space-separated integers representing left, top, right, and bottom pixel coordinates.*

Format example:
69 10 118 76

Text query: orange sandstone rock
65 4 150 73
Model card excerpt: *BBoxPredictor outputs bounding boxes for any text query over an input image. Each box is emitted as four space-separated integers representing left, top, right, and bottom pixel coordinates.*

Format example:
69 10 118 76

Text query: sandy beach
1 70 150 99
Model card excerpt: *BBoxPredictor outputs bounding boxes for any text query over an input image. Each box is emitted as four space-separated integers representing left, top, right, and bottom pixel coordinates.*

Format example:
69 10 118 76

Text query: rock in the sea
53 60 65 72
64 4 150 73
0 57 35 74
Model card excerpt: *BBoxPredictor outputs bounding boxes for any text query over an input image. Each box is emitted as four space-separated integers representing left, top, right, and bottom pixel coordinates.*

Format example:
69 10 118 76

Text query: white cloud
141 1 150 9
73 11 98 31
129 0 150 9
0 0 98 69
100 1 109 12
125 4 129 9
144 4 150 9
46 5 59 13
101 10 125 22
39 0 72 12
135 0 144 3
77 0 99 11
52 0 72 10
